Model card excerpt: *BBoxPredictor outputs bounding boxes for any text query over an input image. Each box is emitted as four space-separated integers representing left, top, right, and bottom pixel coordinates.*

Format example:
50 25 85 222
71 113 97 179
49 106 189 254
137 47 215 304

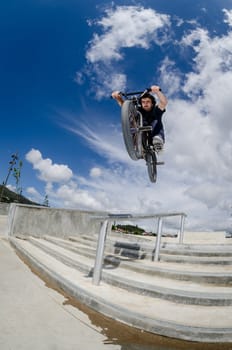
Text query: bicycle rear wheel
146 151 157 183
121 100 141 160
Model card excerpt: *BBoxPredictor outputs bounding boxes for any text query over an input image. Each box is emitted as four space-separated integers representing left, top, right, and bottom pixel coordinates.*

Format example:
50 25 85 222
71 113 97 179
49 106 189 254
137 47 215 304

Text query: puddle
63 296 231 350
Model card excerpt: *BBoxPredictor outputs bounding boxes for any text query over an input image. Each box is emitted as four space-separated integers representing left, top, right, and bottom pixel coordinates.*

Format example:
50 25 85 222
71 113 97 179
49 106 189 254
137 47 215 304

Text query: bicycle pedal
154 146 163 152
139 126 152 132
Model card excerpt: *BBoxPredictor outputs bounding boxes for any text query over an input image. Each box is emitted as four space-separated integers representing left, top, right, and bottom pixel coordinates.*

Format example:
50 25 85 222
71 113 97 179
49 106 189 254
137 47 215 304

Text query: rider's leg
151 123 165 151
153 135 164 151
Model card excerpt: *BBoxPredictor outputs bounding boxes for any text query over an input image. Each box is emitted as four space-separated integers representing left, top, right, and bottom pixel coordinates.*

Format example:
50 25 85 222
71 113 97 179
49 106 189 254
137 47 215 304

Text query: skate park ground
0 209 231 350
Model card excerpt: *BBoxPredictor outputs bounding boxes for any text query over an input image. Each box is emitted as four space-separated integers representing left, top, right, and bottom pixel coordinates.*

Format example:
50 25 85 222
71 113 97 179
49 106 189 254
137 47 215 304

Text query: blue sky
1 0 232 231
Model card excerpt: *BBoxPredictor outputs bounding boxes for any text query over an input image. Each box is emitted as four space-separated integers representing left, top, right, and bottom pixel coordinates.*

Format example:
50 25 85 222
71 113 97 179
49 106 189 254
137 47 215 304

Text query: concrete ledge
7 203 107 238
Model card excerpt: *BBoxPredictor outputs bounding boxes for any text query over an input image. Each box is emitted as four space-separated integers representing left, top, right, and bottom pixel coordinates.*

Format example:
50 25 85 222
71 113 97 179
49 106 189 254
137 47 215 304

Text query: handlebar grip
147 87 162 92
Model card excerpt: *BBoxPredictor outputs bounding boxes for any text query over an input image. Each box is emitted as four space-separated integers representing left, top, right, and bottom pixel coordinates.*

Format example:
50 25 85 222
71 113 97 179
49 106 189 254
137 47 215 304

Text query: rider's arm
111 91 124 107
150 85 168 111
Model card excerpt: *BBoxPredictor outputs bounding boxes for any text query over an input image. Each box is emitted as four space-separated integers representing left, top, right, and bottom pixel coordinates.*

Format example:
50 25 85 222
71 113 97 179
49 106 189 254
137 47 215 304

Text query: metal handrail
92 212 187 285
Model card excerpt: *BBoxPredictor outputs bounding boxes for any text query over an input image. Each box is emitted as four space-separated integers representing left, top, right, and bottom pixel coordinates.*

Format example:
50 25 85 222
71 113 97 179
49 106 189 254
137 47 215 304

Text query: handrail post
154 217 163 262
179 215 185 244
92 220 108 285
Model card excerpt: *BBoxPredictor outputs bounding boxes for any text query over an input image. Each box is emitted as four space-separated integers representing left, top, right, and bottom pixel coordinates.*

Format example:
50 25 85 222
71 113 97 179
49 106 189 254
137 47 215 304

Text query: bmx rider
111 85 168 151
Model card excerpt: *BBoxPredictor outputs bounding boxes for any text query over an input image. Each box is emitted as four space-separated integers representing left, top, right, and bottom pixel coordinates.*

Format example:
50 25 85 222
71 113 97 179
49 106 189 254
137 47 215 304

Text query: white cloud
161 15 232 227
25 186 42 203
181 27 232 98
54 183 102 210
223 9 232 27
26 149 73 183
158 57 183 97
86 5 170 64
176 23 232 181
26 186 40 197
76 5 171 99
89 70 127 100
90 167 102 177
66 121 133 165
185 182 227 209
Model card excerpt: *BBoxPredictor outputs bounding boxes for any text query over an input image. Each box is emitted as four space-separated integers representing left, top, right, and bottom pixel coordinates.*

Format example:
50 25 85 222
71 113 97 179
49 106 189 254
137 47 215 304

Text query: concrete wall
0 215 7 237
7 203 229 245
8 203 108 238
0 203 9 215
183 231 229 244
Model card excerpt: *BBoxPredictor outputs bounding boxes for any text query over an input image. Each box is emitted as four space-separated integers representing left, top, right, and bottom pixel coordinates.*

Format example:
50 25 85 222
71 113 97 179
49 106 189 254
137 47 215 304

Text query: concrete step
48 234 232 266
47 234 145 260
82 232 232 258
69 233 148 255
42 235 232 285
9 236 232 343
44 234 145 261
129 259 232 284
45 235 97 258
159 253 232 265
69 234 98 247
11 236 232 306
44 236 232 278
161 244 232 257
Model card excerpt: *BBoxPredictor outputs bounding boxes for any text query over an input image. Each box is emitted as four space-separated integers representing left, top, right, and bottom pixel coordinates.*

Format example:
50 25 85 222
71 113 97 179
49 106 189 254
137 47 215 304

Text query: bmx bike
120 89 164 183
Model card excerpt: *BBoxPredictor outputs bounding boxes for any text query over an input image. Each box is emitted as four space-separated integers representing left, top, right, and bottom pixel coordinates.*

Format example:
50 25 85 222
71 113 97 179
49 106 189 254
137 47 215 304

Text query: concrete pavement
0 238 121 350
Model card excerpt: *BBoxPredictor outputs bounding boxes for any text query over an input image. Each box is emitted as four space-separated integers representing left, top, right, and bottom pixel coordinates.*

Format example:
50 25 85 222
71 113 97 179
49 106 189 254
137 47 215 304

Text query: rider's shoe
152 135 164 152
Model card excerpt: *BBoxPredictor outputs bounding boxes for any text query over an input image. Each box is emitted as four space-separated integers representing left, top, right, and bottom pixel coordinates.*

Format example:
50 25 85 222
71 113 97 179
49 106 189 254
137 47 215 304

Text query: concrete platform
0 238 120 350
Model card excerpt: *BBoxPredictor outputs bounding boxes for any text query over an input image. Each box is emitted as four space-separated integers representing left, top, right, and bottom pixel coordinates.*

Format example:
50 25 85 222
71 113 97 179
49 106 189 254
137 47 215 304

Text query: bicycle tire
121 100 141 160
146 151 157 183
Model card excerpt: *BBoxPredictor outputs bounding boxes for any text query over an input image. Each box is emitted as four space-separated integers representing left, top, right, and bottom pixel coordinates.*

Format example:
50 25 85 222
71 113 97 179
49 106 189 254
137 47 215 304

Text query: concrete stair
9 233 232 343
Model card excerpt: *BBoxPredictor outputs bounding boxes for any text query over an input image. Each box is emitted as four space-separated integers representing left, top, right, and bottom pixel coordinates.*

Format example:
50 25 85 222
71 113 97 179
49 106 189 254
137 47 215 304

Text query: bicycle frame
121 90 153 157
136 111 153 159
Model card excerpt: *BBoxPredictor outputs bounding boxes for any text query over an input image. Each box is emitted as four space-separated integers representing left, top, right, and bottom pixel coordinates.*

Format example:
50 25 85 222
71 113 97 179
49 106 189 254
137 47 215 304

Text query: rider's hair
139 93 156 106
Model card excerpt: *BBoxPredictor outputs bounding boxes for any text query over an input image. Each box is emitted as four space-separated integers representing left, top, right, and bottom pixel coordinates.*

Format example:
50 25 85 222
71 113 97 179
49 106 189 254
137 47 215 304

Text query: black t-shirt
138 105 165 133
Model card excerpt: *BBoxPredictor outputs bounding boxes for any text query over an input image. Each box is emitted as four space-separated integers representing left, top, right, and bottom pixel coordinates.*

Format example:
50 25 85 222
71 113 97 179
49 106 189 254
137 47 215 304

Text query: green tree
43 194 49 207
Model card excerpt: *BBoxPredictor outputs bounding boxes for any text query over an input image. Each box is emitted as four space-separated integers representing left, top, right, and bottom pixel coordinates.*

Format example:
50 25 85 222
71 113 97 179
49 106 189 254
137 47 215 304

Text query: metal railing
92 212 187 285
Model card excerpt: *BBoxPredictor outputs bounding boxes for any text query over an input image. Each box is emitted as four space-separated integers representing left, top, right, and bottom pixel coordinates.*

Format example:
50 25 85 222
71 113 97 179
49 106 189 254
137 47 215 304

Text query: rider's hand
111 91 120 99
150 85 161 94
111 91 124 106
151 85 168 110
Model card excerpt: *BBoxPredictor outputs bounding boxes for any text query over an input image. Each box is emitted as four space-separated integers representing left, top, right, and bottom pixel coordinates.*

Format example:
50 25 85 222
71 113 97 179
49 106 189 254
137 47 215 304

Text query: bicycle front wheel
121 100 141 160
146 151 157 183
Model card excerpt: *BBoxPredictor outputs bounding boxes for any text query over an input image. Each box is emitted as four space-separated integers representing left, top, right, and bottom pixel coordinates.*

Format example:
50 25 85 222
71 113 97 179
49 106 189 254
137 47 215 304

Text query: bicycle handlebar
110 87 161 99
120 88 151 97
